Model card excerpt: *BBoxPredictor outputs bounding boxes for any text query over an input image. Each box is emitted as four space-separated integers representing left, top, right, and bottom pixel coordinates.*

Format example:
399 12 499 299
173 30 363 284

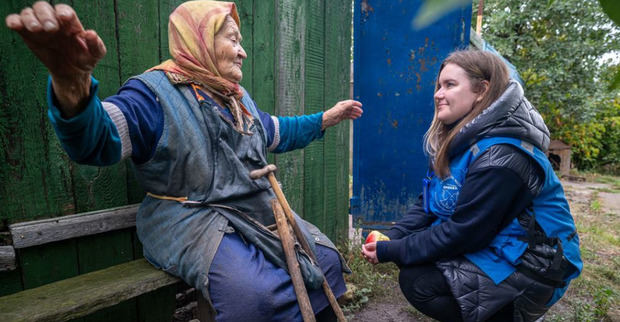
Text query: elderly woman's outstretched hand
5 1 106 116
321 100 363 130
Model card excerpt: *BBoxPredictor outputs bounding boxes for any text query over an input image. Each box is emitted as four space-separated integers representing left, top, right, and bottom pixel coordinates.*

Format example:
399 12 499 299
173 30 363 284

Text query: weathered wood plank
19 239 79 290
78 230 137 322
0 269 22 297
275 0 306 216
252 0 276 166
303 0 326 228
252 1 275 115
237 0 254 94
324 0 353 240
116 0 160 82
71 163 130 218
0 246 16 271
9 204 139 249
77 231 137 321
77 229 138 322
78 229 135 273
334 0 353 242
0 0 76 225
79 231 136 322
132 230 144 260
159 0 187 62
0 259 179 322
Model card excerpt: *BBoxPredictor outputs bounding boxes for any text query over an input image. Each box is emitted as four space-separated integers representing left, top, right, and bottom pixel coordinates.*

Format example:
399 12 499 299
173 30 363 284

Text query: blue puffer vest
429 136 582 305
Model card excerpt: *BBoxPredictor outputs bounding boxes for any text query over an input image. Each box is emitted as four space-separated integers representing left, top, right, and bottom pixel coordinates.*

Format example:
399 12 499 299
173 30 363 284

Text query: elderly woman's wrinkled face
214 16 247 83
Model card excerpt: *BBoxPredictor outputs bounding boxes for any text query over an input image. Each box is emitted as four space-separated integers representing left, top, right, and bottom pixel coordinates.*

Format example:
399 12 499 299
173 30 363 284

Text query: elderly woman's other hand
321 100 363 130
6 1 106 116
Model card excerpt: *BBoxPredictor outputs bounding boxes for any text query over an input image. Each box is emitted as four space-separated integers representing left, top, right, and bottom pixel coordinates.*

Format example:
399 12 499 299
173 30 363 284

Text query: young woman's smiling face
434 63 481 125
214 16 247 83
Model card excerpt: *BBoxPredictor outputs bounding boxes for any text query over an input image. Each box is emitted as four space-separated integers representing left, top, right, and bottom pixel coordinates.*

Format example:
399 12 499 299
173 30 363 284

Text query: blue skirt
208 231 347 321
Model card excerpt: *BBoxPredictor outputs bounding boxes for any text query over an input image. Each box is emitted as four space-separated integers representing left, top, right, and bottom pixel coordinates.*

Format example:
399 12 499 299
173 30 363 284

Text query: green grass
595 187 620 194
579 171 620 190
546 175 619 321
337 239 400 315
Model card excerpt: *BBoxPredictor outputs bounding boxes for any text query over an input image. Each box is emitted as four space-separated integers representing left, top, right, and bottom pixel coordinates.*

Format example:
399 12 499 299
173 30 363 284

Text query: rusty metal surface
352 0 472 229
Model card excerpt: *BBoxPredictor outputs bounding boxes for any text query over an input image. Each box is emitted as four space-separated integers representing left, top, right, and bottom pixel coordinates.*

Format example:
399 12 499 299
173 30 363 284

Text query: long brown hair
423 50 510 178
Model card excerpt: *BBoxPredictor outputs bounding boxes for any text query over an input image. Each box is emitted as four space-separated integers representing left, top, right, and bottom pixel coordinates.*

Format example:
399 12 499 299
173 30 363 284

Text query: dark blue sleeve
376 164 536 266
104 79 163 164
47 76 121 166
47 77 163 166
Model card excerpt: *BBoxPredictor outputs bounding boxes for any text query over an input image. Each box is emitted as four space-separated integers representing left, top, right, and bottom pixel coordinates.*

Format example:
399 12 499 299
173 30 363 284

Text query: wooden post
476 0 484 35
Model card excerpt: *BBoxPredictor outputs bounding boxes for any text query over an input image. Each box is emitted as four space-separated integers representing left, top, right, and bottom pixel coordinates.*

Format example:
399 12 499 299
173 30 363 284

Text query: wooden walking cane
271 200 316 322
250 165 347 322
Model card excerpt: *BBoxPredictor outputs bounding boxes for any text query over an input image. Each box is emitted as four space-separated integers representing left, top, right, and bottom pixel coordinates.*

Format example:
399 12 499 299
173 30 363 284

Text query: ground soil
349 177 620 322
348 278 430 322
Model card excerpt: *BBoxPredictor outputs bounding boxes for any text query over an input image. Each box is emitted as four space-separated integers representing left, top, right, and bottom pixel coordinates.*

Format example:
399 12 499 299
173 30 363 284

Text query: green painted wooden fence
0 0 352 319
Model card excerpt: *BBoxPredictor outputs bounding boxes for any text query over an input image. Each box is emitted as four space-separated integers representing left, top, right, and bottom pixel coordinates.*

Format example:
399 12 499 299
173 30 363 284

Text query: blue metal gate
351 0 472 231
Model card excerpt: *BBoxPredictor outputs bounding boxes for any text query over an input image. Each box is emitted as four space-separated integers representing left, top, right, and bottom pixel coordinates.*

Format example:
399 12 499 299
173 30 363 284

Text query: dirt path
349 178 620 321
562 180 620 215
348 279 429 322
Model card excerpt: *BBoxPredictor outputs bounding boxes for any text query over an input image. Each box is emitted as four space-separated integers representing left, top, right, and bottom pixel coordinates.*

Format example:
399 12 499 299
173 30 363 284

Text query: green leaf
610 70 620 90
599 0 620 26
479 0 620 170
412 0 471 29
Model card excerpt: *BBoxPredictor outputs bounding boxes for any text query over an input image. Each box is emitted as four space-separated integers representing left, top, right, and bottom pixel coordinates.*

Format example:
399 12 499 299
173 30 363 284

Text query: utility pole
476 0 484 35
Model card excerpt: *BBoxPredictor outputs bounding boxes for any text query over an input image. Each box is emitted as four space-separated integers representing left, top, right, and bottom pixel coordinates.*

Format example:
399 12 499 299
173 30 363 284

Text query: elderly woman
6 1 362 321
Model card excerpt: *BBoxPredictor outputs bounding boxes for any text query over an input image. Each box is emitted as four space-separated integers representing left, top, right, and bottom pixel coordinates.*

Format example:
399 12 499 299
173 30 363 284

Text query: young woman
362 50 582 322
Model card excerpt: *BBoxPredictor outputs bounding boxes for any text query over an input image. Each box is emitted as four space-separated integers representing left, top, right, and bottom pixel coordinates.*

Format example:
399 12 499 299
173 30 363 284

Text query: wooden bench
0 258 178 321
0 205 208 322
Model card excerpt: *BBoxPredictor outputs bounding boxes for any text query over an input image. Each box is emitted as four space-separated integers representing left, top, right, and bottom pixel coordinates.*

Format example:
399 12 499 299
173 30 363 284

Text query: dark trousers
398 264 514 322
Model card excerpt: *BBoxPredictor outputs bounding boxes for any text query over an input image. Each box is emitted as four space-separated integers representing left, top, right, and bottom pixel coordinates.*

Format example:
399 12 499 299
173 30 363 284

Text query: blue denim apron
130 71 346 320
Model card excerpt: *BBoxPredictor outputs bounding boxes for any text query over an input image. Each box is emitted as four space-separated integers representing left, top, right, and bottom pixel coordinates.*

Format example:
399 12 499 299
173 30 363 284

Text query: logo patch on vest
435 175 461 214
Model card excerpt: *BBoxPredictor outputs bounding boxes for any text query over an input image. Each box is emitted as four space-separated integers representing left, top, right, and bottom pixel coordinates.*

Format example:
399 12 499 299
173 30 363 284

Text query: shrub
549 97 620 173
